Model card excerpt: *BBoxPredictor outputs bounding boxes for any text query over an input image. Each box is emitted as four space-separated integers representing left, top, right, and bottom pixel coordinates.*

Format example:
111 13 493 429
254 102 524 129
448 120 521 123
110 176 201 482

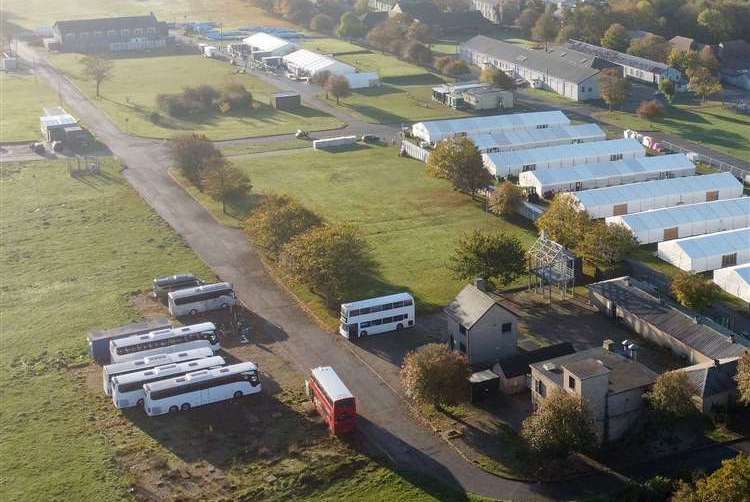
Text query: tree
627 34 670 63
659 79 676 103
280 224 374 307
518 7 542 37
448 229 526 288
276 0 315 24
336 11 366 39
402 40 432 66
521 391 597 459
697 8 731 42
637 100 664 120
406 20 432 45
647 372 697 420
671 272 719 311
310 13 335 34
441 59 469 76
668 49 699 74
325 75 351 104
480 66 515 90
673 454 750 502
426 137 491 195
400 344 470 406
689 67 722 103
698 46 720 74
80 55 114 98
203 160 252 213
577 222 638 269
245 194 321 256
488 181 521 216
599 68 630 111
601 23 630 52
354 0 369 15
737 352 750 406
537 194 590 250
532 11 559 51
169 134 223 188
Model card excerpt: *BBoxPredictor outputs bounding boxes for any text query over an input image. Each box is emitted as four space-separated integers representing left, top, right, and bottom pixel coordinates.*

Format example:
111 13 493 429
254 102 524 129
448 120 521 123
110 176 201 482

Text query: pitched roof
669 36 698 52
461 35 601 84
54 14 160 33
567 39 672 75
589 277 749 360
444 284 513 330
681 358 741 398
495 342 575 378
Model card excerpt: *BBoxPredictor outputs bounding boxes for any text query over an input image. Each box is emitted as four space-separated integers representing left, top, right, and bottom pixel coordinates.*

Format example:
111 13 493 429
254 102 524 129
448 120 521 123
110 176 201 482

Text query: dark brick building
49 13 170 53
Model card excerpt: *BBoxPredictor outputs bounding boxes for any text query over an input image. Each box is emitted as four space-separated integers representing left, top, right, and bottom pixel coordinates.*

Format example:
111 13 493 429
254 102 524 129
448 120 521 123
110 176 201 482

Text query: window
94 31 103 37
588 87 592 92
79 32 89 39
121 29 130 38
147 27 156 34
568 376 576 390
134 28 144 36
501 322 512 334
536 124 548 129
610 153 623 161
722 253 737 268
522 164 536 172
459 342 466 353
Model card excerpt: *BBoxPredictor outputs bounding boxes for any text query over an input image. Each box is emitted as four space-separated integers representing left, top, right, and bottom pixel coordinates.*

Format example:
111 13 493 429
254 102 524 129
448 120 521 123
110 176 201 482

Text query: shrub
488 181 521 216
646 372 697 420
637 100 664 120
218 82 252 114
521 391 597 459
310 13 335 34
401 40 432 66
671 272 719 311
400 344 470 406
169 134 223 187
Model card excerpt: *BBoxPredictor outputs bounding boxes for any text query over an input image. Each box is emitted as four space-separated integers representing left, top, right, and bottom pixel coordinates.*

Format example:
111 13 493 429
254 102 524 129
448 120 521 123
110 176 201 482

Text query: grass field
0 71 59 142
50 53 343 140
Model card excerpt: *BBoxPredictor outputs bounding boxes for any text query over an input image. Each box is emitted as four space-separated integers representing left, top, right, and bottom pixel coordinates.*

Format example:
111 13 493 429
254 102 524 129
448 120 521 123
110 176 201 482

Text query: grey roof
461 35 601 84
444 284 512 330
682 358 740 398
495 342 575 378
54 14 161 33
589 277 748 360
563 358 610 379
531 347 657 394
567 39 672 75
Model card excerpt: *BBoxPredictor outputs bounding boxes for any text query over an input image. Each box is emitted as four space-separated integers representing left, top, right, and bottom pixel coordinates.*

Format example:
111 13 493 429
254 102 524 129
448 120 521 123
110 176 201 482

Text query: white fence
400 140 430 162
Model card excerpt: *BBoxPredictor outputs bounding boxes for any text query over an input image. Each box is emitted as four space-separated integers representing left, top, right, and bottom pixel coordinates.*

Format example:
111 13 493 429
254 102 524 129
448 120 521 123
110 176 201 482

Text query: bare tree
80 55 114 98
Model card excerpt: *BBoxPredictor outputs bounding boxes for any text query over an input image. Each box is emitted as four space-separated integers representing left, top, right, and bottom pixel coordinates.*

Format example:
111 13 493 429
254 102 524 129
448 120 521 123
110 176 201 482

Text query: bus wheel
169 405 179 414
189 309 198 316
137 399 144 407
361 331 368 337
233 391 243 399
181 403 191 411
396 323 404 331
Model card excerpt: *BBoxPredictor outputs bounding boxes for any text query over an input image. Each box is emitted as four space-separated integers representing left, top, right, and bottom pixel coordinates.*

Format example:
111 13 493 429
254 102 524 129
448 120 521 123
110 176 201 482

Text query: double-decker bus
111 356 225 409
167 282 236 317
88 318 172 365
153 273 203 302
109 322 219 363
339 292 415 340
144 362 261 416
102 346 214 396
305 366 356 434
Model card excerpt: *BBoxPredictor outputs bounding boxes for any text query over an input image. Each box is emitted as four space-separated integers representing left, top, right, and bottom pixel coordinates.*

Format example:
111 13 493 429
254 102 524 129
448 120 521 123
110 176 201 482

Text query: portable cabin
271 91 301 110
713 263 750 303
657 227 750 273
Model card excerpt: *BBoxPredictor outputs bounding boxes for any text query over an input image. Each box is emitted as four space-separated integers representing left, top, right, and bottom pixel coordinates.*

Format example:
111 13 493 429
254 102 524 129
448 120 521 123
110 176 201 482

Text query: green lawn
301 37 367 55
219 138 311 157
0 71 59 142
49 53 343 140
593 102 750 161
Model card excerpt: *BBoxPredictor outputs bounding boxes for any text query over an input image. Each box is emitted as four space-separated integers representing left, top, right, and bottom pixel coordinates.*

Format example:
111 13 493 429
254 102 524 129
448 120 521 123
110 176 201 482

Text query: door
347 323 359 341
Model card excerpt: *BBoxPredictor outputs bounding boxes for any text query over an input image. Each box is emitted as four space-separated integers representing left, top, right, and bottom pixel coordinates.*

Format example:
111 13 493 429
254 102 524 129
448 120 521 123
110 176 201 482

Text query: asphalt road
17 43 742 500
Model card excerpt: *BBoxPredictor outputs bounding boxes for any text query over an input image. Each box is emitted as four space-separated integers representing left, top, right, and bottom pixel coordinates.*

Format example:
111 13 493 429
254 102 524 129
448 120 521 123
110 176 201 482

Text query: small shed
271 91 301 110
469 369 499 402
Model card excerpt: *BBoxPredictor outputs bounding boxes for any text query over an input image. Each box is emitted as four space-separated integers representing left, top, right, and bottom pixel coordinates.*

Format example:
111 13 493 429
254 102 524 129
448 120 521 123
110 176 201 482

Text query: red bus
305 366 356 434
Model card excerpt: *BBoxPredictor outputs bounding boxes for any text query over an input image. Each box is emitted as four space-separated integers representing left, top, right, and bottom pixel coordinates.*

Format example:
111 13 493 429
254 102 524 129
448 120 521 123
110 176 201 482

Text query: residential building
444 283 519 368
530 343 657 442
677 357 743 414
589 277 749 364
49 14 170 53
493 342 574 394
567 39 682 86
460 36 603 101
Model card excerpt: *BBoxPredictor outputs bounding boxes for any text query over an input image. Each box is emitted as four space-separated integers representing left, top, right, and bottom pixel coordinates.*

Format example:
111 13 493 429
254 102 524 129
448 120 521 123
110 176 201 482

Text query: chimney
474 277 488 292
602 339 615 352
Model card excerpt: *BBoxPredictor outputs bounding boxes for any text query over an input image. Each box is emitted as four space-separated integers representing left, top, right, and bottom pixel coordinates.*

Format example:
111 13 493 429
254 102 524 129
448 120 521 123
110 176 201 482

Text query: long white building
411 111 570 145
483 138 644 178
470 123 605 154
243 32 296 57
606 197 750 245
714 263 750 303
518 154 695 196
657 227 750 273
568 172 743 219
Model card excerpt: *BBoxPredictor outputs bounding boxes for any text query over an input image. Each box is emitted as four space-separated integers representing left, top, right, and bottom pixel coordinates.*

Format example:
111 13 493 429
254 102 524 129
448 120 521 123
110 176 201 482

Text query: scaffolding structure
527 233 576 299
67 155 101 177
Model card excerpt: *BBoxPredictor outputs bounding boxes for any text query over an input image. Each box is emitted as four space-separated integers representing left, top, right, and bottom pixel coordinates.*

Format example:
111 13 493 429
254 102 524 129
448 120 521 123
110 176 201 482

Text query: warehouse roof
469 123 605 152
607 197 750 232
54 14 161 33
462 35 601 84
589 277 748 360
657 227 750 261
567 39 673 75
242 32 294 52
413 111 570 142
484 138 644 169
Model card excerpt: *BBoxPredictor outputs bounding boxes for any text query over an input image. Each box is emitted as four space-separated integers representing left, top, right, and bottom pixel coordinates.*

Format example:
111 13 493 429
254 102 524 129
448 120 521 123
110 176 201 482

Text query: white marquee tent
483 138 645 178
242 32 296 56
411 111 570 144
569 172 742 219
606 197 750 244
713 263 750 303
657 227 750 273
518 154 695 196
469 123 605 154
283 49 356 78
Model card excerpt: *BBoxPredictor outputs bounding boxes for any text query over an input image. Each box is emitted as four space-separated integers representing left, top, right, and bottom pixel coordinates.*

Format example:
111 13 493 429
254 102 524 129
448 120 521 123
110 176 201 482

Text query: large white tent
483 138 645 178
657 227 750 273
411 111 570 145
242 32 296 56
568 172 743 219
606 197 750 244
469 123 605 154
283 49 356 77
713 263 750 303
518 154 695 196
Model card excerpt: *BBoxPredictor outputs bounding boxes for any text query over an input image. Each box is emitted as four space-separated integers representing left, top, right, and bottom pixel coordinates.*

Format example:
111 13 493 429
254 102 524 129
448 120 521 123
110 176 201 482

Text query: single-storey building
530 343 657 442
677 357 743 415
270 91 301 110
444 283 519 368
588 276 749 364
49 14 170 53
493 342 575 394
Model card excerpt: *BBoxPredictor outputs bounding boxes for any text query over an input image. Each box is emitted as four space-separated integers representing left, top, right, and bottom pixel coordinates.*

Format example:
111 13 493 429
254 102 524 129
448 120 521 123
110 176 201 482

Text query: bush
245 194 321 257
157 83 252 117
646 372 697 420
671 272 719 311
149 111 161 124
401 40 432 66
434 56 468 76
637 100 664 120
400 344 470 406
521 391 597 459
169 134 223 187
488 181 521 216
217 82 253 114
310 13 335 34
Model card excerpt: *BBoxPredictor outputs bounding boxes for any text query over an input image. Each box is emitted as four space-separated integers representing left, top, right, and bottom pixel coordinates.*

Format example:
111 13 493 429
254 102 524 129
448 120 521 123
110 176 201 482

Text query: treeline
157 83 253 118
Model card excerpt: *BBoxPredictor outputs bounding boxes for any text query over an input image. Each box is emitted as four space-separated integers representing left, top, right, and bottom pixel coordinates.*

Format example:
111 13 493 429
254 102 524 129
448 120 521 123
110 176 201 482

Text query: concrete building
444 283 519 368
460 36 604 101
530 343 657 442
588 277 749 364
49 14 170 53
677 357 743 415
493 342 574 394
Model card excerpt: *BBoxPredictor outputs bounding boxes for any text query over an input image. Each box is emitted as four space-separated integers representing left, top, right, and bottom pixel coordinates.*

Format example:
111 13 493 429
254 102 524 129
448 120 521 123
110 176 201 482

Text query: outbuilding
714 263 750 303
270 91 301 110
657 227 750 273
483 138 645 179
678 358 742 415
606 197 750 245
462 87 513 111
518 154 695 197
568 172 742 219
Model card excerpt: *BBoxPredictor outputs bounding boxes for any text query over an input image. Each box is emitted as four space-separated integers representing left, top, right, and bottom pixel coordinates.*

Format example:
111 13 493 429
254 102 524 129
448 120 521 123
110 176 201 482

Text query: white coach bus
339 292 415 340
109 322 220 363
144 362 261 416
111 356 225 409
167 282 236 317
102 346 214 396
